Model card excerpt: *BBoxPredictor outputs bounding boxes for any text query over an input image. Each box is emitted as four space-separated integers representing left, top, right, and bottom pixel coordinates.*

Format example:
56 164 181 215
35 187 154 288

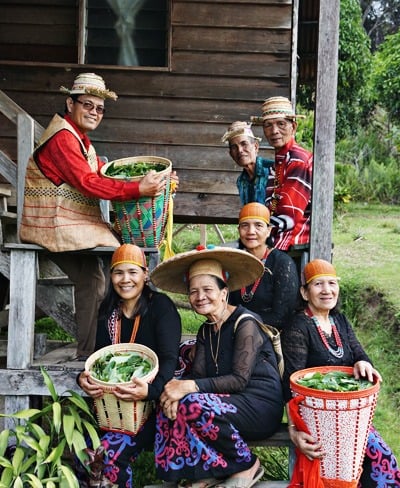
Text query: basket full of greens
100 156 173 247
85 343 159 434
289 366 380 487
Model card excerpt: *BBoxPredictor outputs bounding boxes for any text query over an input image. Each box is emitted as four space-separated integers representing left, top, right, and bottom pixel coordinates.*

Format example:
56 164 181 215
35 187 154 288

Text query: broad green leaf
2 409 40 420
23 473 43 488
0 456 12 469
0 465 14 486
13 476 23 488
60 465 79 488
65 392 93 416
82 419 101 449
62 414 75 448
28 423 46 441
20 436 41 453
43 439 66 465
20 453 38 476
0 430 10 457
72 430 87 454
41 367 58 402
52 402 62 434
67 406 83 432
11 447 25 474
38 435 51 454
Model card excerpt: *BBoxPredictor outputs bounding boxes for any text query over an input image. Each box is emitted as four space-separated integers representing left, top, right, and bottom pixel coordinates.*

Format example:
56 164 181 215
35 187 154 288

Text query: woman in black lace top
281 259 400 487
151 248 284 488
229 202 299 330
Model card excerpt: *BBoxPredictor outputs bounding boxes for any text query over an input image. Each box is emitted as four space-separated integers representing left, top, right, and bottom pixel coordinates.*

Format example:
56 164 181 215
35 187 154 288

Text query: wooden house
0 0 339 426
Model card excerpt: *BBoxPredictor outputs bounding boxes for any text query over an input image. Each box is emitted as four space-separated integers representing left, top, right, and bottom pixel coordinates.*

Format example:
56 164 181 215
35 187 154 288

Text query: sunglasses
74 99 106 115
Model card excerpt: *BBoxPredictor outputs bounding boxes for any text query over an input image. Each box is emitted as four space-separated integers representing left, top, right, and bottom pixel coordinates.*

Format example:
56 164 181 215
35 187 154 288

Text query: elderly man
222 121 273 205
20 72 166 360
260 96 312 252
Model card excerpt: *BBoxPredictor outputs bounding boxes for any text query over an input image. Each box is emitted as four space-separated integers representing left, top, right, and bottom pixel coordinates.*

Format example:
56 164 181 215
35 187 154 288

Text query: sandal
179 478 222 488
214 466 264 488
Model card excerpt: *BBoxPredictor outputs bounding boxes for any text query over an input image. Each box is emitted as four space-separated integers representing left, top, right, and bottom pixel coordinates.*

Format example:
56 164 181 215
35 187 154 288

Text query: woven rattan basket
85 343 159 434
100 156 172 247
290 366 380 488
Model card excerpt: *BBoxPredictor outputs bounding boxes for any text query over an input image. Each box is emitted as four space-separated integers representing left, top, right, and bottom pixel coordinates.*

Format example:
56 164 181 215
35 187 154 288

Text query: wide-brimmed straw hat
150 247 264 294
221 121 262 144
60 73 117 100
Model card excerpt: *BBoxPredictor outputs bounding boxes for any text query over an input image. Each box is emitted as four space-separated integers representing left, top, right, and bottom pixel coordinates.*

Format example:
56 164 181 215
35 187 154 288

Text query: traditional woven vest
20 114 120 252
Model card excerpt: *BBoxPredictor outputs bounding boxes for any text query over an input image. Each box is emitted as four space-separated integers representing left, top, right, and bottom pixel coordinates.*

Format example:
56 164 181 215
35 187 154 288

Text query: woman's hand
113 377 149 401
78 371 105 398
160 379 197 420
288 426 325 460
353 361 382 383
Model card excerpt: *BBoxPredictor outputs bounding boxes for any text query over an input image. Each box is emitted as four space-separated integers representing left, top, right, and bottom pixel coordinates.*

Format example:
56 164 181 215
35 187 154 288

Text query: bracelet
288 424 297 429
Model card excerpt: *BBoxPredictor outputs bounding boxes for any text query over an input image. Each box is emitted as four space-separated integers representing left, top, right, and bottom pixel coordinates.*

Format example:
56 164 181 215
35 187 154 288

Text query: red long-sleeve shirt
36 115 141 201
265 137 313 251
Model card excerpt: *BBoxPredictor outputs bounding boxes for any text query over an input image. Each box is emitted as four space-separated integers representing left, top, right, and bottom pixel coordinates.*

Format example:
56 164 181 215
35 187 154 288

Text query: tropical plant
0 368 100 487
372 29 400 123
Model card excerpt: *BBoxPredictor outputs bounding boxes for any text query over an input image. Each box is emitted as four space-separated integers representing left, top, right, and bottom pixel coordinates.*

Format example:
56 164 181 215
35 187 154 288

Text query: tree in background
371 30 400 123
297 0 373 140
360 0 400 51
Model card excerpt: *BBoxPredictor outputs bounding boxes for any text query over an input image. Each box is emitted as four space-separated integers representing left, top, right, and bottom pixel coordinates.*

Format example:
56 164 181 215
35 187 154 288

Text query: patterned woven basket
290 366 380 488
85 343 159 434
101 156 172 247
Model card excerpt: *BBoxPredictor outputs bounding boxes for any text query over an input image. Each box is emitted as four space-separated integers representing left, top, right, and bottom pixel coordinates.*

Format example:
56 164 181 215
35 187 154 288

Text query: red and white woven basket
85 343 159 435
290 366 380 488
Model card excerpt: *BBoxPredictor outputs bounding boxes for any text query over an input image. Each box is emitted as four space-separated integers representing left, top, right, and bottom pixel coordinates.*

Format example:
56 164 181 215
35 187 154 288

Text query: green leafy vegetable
105 161 166 178
296 371 373 392
90 352 153 383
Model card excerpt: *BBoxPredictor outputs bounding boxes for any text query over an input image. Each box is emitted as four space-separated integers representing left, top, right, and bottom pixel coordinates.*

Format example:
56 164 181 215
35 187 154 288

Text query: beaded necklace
114 313 141 344
240 249 268 302
305 307 344 358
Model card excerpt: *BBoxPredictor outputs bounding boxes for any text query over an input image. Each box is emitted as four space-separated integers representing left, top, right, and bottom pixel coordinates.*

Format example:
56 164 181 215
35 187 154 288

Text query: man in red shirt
260 96 312 252
20 73 167 359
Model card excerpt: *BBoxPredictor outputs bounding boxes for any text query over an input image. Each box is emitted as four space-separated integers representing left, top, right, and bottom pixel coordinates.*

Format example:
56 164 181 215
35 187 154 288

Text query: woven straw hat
221 121 262 144
302 259 338 285
111 244 147 270
239 202 270 224
261 96 305 121
150 247 264 294
60 73 117 100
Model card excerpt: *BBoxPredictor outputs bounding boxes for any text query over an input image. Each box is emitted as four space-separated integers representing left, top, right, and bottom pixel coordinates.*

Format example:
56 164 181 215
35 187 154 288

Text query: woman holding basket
281 259 400 487
150 247 284 488
78 244 182 487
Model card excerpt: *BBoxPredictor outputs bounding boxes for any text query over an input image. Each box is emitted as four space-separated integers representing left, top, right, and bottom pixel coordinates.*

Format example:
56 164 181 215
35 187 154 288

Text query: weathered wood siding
0 0 293 223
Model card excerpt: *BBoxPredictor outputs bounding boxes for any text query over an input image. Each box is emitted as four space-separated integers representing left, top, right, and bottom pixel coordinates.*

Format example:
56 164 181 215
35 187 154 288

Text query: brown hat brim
150 248 264 294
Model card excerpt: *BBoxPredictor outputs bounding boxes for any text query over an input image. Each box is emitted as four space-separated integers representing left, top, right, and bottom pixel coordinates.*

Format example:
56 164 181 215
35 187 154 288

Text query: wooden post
17 113 35 239
309 0 340 262
5 247 37 426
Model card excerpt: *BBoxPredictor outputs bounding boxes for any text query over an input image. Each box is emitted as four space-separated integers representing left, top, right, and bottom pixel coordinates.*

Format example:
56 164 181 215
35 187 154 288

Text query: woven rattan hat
111 244 147 270
221 121 262 144
239 203 270 224
302 259 338 285
261 96 305 121
150 247 264 294
60 73 117 100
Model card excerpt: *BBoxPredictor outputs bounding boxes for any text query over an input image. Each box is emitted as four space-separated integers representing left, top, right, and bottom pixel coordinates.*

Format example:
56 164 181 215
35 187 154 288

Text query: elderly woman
281 259 400 487
78 244 181 488
151 248 284 488
229 202 299 330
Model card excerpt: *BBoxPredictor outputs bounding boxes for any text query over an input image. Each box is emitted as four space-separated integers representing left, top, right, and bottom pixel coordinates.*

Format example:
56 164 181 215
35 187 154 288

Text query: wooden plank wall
0 0 293 223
